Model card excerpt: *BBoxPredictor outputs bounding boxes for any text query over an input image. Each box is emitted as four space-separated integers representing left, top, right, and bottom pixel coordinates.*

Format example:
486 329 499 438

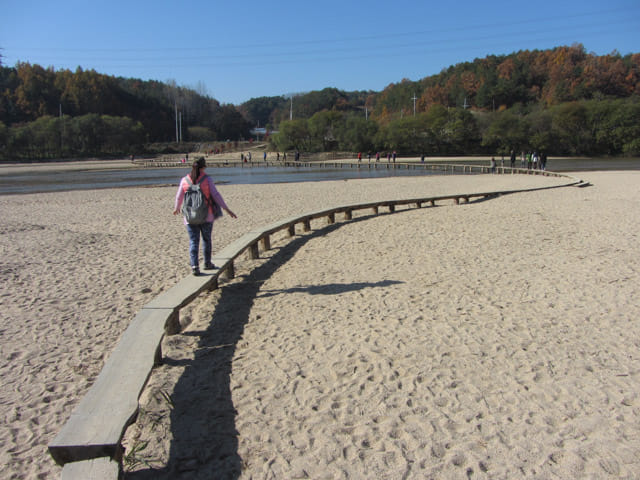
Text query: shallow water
0 165 449 195
0 157 637 195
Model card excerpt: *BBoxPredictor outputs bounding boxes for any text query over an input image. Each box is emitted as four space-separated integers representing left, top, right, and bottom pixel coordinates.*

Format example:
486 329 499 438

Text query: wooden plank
61 457 119 480
49 309 168 465
143 271 221 311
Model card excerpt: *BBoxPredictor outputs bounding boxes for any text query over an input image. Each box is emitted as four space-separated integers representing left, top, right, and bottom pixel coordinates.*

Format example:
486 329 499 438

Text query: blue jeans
186 222 213 267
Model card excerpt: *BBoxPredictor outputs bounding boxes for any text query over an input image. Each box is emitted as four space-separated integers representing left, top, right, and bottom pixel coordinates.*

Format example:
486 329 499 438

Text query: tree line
269 44 640 156
0 63 250 159
270 97 640 157
1 44 639 160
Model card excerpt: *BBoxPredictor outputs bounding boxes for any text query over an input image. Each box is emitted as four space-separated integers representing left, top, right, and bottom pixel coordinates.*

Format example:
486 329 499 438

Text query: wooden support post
345 210 353 220
261 235 271 251
288 224 296 236
454 197 460 205
249 243 259 260
373 206 379 214
303 219 311 232
389 204 396 213
327 213 335 224
225 262 235 279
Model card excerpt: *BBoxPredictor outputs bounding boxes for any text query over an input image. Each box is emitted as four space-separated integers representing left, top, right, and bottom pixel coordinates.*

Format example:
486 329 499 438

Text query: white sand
1 171 639 479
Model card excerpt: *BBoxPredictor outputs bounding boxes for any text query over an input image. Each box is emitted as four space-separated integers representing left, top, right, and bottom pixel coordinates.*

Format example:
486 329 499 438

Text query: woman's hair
189 157 207 182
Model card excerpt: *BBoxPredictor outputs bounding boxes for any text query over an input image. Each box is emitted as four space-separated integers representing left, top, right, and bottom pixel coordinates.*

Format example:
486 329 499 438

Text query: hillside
1 44 639 159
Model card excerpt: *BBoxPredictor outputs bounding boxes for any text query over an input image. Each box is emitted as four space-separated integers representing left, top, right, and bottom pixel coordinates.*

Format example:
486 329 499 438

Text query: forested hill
0 64 250 142
242 44 640 124
248 45 640 157
1 44 639 159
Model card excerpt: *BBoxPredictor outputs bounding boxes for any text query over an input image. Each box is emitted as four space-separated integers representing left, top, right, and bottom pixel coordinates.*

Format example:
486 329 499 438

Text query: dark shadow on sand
257 279 404 299
124 213 404 479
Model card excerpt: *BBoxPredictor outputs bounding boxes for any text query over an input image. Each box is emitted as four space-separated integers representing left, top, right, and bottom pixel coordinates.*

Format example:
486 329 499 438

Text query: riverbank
1 172 639 478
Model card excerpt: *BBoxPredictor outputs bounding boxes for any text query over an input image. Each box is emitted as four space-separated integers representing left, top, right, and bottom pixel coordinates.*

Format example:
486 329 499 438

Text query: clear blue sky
2 0 638 105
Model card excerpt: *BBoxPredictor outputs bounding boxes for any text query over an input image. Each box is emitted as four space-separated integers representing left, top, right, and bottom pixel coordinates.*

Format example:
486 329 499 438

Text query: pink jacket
174 171 229 224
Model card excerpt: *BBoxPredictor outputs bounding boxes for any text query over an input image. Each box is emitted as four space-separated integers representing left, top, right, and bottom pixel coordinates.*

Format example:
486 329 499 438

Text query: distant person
541 152 547 170
277 152 280 161
295 150 300 161
358 152 362 162
510 149 516 168
392 151 397 163
263 151 267 162
490 156 496 173
521 151 526 169
376 152 380 162
173 157 237 275
421 153 425 162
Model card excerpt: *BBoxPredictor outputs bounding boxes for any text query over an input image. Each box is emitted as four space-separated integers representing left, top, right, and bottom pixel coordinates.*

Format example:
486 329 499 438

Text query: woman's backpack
181 176 211 224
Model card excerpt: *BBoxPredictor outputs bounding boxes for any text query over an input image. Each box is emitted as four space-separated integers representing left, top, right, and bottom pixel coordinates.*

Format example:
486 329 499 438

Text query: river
0 158 637 195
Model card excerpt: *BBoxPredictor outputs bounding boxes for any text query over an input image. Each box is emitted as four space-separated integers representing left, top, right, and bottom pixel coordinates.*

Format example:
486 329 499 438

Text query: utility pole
175 100 179 143
179 112 182 143
289 96 293 121
59 104 64 153
412 93 418 116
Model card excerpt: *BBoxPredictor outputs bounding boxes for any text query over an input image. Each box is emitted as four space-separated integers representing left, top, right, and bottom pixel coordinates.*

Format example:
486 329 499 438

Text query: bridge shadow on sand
125 214 404 479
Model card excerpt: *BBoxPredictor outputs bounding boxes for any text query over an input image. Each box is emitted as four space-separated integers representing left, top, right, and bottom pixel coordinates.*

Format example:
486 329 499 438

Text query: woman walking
173 157 237 275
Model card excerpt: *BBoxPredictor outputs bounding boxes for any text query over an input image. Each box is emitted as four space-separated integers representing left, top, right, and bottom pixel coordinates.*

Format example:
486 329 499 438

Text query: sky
1 0 639 105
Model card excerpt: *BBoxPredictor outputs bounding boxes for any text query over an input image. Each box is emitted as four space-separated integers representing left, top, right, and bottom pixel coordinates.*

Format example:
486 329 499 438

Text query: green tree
271 119 311 151
527 107 555 153
481 110 529 154
339 115 378 152
551 102 590 154
308 110 344 151
442 108 480 153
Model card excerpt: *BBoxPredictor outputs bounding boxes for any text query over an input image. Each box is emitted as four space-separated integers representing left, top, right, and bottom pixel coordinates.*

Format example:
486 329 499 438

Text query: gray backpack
181 176 211 224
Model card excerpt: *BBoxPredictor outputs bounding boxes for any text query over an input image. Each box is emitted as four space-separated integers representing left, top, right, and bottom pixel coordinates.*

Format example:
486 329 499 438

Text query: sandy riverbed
1 171 639 479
